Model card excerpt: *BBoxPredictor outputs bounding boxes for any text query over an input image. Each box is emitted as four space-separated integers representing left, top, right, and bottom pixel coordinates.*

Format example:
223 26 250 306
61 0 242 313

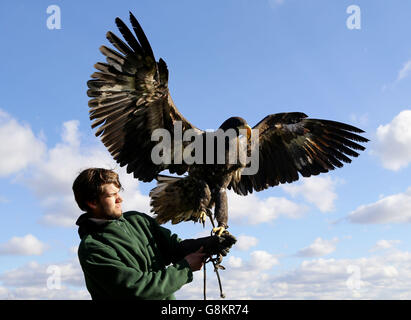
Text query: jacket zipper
116 220 132 237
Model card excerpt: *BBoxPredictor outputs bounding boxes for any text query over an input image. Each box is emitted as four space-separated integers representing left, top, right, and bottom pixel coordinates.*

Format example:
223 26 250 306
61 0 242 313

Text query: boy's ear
86 200 98 211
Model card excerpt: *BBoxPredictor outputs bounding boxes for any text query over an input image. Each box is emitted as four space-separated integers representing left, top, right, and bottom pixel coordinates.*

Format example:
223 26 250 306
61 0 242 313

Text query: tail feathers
149 175 211 225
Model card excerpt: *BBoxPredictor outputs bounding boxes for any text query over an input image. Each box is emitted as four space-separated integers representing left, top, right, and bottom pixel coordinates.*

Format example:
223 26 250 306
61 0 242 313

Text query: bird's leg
212 188 228 236
199 210 207 227
205 209 226 299
206 208 214 225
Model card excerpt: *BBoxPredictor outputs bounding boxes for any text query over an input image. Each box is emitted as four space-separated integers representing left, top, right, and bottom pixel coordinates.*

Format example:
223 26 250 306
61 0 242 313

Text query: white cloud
61 120 81 147
282 176 338 212
178 249 280 299
228 191 307 224
370 240 401 252
273 252 408 299
17 119 150 227
397 60 411 82
0 286 9 299
3 247 411 300
382 60 411 92
69 246 79 255
350 113 369 127
178 248 411 299
0 234 47 256
2 286 90 300
0 109 46 177
296 237 338 257
0 259 90 299
1 260 84 287
374 110 411 171
227 256 243 268
348 187 411 224
235 235 259 251
249 250 279 270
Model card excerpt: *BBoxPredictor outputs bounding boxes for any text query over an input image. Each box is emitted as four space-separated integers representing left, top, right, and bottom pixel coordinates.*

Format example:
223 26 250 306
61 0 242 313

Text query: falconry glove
178 232 237 258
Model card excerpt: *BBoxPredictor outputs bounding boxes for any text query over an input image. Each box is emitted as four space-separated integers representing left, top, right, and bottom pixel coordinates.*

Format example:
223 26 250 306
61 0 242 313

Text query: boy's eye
104 193 116 198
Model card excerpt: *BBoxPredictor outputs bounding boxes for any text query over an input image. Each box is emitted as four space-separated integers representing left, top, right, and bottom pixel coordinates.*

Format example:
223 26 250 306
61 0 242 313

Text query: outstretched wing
229 112 369 195
87 12 199 182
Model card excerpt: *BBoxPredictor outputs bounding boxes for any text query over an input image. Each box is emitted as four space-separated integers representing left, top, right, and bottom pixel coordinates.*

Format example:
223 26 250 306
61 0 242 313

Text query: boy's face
88 183 123 219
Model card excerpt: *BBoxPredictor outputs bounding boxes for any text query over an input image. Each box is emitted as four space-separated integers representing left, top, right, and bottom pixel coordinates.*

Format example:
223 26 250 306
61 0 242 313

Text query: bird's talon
212 226 226 237
199 211 207 227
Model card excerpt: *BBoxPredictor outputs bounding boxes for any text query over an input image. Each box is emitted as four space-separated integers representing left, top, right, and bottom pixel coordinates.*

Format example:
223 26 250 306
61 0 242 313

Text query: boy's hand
184 246 206 271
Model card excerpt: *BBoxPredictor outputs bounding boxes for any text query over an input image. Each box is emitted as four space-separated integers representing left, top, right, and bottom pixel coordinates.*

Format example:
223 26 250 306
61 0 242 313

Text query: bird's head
219 117 252 141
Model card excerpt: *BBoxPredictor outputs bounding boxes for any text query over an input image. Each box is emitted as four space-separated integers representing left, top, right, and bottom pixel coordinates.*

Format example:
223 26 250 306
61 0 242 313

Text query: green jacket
76 211 193 300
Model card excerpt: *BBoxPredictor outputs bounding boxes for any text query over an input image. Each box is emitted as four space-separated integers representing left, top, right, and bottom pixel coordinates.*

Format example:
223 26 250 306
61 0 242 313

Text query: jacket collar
75 213 124 239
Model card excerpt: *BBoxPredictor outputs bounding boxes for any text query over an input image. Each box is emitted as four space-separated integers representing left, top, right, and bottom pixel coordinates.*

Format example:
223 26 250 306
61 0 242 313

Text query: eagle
87 12 368 236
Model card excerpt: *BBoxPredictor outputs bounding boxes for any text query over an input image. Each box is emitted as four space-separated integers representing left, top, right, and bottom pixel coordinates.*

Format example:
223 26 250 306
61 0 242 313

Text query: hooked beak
239 124 252 141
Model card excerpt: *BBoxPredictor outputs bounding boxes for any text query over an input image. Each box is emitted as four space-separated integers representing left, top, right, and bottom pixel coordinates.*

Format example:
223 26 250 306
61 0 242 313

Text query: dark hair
72 168 122 212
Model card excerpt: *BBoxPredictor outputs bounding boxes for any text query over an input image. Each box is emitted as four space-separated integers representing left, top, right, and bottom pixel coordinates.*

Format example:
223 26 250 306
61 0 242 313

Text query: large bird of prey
87 12 369 236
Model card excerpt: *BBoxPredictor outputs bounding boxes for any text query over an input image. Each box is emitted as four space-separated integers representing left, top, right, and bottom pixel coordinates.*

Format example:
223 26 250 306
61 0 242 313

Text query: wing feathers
115 17 144 55
129 12 155 59
88 13 197 182
106 31 135 57
229 113 368 195
99 45 126 65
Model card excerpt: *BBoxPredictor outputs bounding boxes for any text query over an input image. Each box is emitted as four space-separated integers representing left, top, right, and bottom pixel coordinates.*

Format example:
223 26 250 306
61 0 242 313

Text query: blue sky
1 0 411 299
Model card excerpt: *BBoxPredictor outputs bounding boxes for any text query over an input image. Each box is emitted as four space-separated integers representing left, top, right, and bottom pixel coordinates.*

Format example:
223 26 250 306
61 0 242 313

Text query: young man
73 168 235 300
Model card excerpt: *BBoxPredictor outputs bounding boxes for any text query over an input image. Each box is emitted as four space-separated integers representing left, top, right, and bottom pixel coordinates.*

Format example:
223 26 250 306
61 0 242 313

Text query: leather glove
178 232 237 258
